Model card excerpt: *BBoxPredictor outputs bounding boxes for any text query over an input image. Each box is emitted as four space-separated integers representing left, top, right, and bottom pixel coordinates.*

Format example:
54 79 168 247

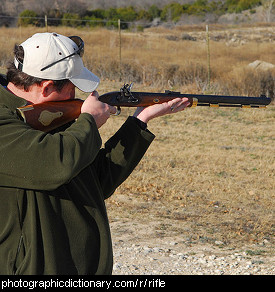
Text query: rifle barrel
98 91 272 108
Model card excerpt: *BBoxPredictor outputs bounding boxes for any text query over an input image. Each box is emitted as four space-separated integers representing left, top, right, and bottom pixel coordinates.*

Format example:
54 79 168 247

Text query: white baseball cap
14 32 100 92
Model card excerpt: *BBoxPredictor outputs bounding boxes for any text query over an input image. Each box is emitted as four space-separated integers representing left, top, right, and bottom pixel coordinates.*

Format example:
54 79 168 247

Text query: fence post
206 25 211 90
118 19 122 81
45 15 48 31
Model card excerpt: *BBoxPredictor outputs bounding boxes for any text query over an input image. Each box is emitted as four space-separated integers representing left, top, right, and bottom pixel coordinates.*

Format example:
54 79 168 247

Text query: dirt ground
107 192 274 275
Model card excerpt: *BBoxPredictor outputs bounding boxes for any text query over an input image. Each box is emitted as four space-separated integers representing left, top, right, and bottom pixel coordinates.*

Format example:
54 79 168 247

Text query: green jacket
0 77 155 275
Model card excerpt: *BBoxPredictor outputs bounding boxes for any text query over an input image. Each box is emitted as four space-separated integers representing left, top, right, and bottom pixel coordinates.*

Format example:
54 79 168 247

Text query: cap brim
70 67 100 93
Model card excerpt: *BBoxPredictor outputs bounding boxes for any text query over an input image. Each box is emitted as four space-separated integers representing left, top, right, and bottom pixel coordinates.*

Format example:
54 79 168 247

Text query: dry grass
1 25 275 96
0 25 274 248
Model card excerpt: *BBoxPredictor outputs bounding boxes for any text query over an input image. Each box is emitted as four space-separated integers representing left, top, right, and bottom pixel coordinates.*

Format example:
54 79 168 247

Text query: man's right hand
81 91 116 128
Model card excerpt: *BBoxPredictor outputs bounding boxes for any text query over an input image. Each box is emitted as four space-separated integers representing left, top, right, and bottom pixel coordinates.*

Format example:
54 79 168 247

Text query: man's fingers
109 106 118 115
168 98 190 112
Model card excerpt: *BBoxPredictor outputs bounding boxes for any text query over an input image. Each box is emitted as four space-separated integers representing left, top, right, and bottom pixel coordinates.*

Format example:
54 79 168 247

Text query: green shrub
18 10 39 26
61 13 81 27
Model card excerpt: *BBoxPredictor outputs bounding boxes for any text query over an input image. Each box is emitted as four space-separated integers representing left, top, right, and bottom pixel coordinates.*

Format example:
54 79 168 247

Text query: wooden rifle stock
16 84 271 132
17 99 83 132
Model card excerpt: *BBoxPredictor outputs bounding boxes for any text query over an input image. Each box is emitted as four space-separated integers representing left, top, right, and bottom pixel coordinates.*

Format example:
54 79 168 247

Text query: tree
148 4 161 20
160 3 184 22
116 6 138 22
225 0 261 13
18 10 39 26
262 0 274 22
61 13 81 27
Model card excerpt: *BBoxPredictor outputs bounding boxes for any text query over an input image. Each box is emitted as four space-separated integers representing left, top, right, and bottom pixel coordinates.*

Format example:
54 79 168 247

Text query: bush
83 16 104 28
221 68 275 98
147 5 162 20
18 10 39 27
61 13 81 27
226 0 261 13
161 3 184 22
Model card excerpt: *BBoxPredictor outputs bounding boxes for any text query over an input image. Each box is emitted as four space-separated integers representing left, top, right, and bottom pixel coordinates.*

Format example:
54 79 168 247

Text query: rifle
17 83 272 132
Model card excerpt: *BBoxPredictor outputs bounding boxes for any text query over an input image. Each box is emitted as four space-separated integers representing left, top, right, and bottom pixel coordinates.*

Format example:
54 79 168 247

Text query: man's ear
41 80 55 97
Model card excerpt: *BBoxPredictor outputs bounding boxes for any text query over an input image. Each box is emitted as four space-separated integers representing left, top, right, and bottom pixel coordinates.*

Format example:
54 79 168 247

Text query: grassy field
0 25 274 249
1 25 275 95
100 81 274 248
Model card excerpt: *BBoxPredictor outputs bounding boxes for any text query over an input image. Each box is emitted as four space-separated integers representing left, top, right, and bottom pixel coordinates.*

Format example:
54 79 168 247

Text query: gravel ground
111 238 274 275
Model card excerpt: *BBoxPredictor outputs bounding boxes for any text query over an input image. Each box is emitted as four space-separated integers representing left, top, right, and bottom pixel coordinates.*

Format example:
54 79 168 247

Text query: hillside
1 0 275 27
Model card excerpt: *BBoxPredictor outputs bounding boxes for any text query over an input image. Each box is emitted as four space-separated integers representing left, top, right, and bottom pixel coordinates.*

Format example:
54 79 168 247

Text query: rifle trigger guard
112 106 121 116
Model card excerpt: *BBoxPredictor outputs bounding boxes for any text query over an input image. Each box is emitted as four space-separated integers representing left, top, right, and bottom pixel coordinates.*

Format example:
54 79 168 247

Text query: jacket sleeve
0 105 102 191
93 116 155 199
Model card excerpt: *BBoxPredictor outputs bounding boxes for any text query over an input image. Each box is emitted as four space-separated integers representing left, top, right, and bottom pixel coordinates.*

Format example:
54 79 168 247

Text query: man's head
7 32 99 96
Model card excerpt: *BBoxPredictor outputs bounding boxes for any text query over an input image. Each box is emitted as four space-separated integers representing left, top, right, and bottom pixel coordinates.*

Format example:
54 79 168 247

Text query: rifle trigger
110 106 121 116
114 106 121 116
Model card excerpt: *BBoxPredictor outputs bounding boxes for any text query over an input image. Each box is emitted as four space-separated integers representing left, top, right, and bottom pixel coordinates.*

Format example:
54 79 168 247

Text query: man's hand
133 97 191 124
81 91 117 128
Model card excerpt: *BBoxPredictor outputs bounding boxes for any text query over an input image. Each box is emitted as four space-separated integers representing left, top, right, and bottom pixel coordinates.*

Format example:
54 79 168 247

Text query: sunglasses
40 36 84 71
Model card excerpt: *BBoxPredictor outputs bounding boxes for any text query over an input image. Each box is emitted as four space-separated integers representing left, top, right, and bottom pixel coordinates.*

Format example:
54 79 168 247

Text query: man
0 32 190 275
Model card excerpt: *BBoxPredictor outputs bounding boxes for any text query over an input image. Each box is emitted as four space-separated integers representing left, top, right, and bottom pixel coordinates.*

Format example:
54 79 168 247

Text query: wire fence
0 14 156 30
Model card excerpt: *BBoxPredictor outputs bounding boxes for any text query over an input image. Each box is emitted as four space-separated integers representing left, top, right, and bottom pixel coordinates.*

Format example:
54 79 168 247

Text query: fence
0 14 153 30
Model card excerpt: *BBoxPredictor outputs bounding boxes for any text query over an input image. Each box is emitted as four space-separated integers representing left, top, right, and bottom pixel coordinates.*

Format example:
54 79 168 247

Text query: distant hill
82 0 192 9
1 0 192 15
0 0 274 26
